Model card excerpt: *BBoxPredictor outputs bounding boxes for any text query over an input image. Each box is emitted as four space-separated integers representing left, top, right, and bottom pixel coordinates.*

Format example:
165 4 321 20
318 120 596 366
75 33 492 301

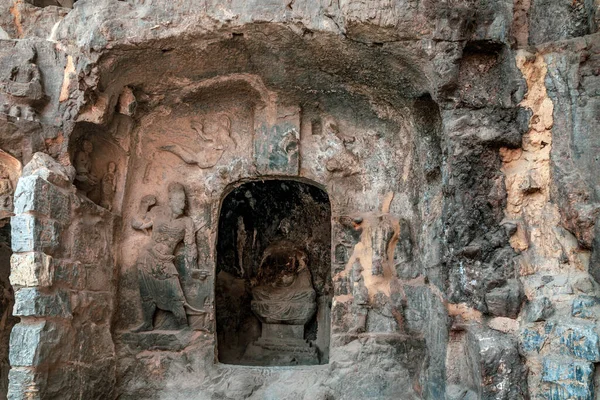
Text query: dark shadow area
216 180 331 366
25 0 75 8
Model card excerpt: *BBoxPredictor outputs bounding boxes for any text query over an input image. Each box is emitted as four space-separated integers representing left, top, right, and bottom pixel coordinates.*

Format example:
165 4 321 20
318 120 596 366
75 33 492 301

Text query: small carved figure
0 171 13 212
278 129 299 166
371 215 395 276
22 105 37 122
8 105 21 118
161 113 236 168
236 216 247 276
5 52 43 101
131 182 205 332
350 260 368 333
100 162 117 211
74 139 98 196
0 104 9 115
321 118 360 177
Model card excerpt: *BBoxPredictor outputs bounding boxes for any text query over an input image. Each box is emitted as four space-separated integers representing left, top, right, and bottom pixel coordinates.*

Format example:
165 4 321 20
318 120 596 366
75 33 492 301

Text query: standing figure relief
334 211 404 334
100 161 117 211
131 182 206 332
161 113 236 168
0 171 13 217
74 139 99 197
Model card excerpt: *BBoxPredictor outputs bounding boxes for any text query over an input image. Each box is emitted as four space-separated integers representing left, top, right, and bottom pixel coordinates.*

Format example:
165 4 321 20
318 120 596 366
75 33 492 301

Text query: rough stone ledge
9 319 114 368
116 330 205 352
331 332 425 347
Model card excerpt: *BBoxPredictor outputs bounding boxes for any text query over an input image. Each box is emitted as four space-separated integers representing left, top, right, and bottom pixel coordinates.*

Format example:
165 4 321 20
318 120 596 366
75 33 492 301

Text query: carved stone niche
216 180 332 366
69 122 128 213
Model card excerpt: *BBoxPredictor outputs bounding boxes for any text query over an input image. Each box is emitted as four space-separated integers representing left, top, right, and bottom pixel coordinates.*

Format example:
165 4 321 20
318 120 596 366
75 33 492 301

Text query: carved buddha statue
250 241 316 326
242 241 319 365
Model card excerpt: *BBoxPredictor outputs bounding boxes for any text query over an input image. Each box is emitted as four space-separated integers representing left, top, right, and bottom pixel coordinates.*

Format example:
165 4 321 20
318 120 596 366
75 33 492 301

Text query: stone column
8 153 116 400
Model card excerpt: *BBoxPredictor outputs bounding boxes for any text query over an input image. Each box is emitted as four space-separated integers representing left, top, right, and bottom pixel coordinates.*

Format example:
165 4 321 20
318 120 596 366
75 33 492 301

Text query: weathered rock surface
0 0 597 399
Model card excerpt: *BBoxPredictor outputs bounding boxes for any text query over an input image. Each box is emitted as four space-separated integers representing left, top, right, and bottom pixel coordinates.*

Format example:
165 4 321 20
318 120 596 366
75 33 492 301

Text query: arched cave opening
216 179 331 366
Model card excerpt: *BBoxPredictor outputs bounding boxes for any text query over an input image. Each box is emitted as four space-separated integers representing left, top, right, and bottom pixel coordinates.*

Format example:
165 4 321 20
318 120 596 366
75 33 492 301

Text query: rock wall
0 0 597 399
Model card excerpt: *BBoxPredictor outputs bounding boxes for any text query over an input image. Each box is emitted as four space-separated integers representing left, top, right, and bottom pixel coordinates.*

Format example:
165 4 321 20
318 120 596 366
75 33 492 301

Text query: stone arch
215 178 332 366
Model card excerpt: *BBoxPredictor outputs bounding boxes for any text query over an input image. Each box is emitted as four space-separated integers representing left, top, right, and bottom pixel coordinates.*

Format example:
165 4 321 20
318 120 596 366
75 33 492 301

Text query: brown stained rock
0 1 599 400
7 1 71 42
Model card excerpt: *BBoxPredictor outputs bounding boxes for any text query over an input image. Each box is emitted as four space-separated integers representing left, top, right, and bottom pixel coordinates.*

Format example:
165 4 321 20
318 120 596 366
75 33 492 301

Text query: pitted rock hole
216 180 331 366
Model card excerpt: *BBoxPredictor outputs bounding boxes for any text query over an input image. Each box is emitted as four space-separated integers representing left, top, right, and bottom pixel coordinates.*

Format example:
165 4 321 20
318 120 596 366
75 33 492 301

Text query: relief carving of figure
242 240 319 365
250 241 316 325
321 118 360 177
3 50 44 101
0 171 13 213
334 210 403 334
131 182 205 332
74 140 98 196
350 260 369 333
100 162 117 211
22 105 37 122
371 215 395 276
161 113 236 168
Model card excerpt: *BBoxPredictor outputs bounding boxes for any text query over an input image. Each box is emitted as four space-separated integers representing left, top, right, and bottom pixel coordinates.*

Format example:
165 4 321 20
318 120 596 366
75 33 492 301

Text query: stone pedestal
241 323 319 366
119 330 196 351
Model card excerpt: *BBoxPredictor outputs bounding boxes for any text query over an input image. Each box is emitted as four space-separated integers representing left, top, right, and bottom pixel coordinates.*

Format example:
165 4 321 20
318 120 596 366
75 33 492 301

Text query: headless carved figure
335 214 402 334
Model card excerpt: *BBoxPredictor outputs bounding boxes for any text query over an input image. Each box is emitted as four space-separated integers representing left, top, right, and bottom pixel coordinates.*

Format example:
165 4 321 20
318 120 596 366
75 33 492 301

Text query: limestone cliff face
0 1 598 399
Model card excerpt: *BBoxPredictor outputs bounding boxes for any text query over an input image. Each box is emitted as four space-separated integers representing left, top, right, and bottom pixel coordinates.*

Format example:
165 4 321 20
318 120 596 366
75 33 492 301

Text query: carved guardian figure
131 182 204 332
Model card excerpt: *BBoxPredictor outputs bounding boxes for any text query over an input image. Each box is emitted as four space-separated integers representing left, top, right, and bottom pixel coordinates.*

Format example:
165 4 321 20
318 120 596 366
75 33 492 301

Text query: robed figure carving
242 241 319 365
131 182 204 332
251 243 317 325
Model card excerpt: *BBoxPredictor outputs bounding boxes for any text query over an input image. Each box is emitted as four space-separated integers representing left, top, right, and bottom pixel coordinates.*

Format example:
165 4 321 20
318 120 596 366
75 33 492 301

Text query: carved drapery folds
130 182 209 332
